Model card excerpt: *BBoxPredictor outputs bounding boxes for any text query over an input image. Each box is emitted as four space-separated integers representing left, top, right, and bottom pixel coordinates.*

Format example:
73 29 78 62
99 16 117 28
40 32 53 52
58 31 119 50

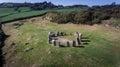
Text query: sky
0 0 120 6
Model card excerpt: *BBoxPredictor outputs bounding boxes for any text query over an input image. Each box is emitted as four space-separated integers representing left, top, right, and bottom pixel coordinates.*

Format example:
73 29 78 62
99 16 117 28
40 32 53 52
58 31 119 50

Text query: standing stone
71 40 76 47
51 40 57 46
79 33 82 44
60 32 63 36
56 41 61 47
55 32 58 37
51 33 56 37
60 32 66 36
63 32 66 36
58 32 61 36
48 32 55 37
48 32 52 35
77 37 81 45
74 32 79 37
56 32 60 36
66 41 70 47
60 32 64 36
74 32 81 45
48 35 52 44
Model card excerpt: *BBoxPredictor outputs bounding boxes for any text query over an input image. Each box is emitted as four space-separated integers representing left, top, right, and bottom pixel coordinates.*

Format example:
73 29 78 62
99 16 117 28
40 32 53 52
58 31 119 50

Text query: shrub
92 18 101 24
74 10 92 24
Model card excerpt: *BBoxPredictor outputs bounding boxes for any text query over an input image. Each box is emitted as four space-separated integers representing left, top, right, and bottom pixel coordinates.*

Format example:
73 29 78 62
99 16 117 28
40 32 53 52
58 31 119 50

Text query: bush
34 4 120 25
50 12 68 24
109 18 120 27
50 10 93 24
74 10 92 24
92 18 101 24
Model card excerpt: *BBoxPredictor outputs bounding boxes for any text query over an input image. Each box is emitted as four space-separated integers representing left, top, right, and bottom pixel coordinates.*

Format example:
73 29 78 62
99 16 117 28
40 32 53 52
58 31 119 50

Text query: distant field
0 8 17 17
0 7 84 23
2 17 120 67
0 7 31 17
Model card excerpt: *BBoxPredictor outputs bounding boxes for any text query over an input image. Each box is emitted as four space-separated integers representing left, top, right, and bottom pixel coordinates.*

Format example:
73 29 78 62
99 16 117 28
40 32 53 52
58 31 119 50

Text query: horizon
0 0 120 6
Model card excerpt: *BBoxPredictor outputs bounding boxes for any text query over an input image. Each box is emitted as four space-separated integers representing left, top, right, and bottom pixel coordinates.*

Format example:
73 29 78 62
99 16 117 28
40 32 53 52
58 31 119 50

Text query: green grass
0 7 31 17
18 7 31 12
53 7 83 12
2 18 120 67
0 10 47 22
0 8 17 17
0 7 84 23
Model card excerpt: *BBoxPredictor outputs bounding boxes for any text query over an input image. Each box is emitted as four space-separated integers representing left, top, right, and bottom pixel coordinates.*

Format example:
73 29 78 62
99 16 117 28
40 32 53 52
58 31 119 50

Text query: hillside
0 2 120 67
0 2 88 23
1 17 120 67
0 7 85 23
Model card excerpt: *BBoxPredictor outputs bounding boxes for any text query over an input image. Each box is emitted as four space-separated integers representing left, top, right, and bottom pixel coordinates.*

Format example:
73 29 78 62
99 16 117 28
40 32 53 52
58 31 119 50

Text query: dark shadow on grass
59 45 67 48
81 39 91 42
81 36 91 45
82 42 89 45
82 37 89 39
74 46 85 48
59 45 85 48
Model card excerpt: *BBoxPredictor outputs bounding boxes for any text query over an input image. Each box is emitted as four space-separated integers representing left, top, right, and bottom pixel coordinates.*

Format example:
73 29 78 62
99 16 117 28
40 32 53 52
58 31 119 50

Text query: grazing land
2 17 120 67
0 2 120 67
0 7 84 23
0 7 31 17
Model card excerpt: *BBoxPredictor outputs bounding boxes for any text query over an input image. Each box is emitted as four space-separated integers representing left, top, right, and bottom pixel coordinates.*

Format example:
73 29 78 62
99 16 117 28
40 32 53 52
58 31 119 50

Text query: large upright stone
56 41 61 47
74 32 81 45
48 32 52 44
62 32 66 36
79 33 82 44
48 35 52 44
71 40 76 47
56 32 60 36
52 33 56 37
60 32 66 36
51 40 57 46
59 32 63 36
48 32 55 37
74 32 79 37
55 32 57 37
76 37 81 45
48 32 52 35
60 32 63 36
66 41 70 47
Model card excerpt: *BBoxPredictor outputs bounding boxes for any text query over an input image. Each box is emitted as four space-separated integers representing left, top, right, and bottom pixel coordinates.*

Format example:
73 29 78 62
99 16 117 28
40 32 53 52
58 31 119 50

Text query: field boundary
1 12 47 24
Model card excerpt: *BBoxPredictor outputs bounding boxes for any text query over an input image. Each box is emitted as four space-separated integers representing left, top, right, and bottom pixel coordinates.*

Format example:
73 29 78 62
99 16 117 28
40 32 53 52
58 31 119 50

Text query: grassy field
0 7 83 23
0 7 31 17
2 17 120 67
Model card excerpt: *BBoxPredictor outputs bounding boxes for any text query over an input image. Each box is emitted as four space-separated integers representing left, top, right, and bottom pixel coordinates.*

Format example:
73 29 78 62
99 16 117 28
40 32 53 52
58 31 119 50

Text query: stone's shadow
81 36 91 45
59 45 67 48
82 37 89 39
59 45 85 48
74 46 85 48
81 39 91 42
82 42 89 45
